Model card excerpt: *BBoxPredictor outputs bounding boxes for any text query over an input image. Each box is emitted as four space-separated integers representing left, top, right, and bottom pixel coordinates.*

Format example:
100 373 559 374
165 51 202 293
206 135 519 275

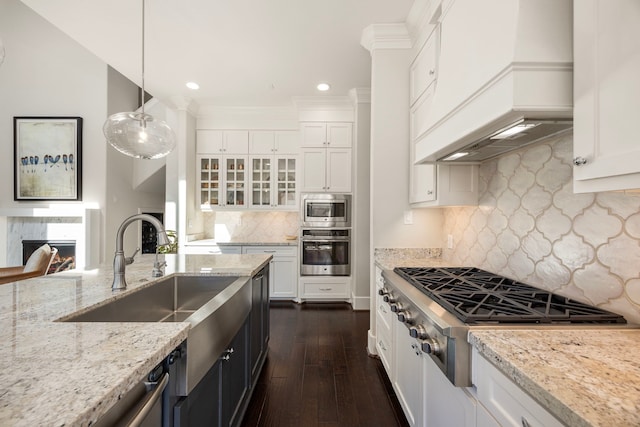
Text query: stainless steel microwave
301 194 351 228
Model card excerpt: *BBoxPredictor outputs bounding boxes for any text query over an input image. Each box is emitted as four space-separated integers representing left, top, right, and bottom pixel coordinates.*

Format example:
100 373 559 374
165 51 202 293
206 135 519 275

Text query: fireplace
22 240 76 273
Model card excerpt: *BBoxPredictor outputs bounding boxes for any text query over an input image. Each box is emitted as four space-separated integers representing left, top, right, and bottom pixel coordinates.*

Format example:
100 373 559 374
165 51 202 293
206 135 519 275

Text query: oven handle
300 238 350 243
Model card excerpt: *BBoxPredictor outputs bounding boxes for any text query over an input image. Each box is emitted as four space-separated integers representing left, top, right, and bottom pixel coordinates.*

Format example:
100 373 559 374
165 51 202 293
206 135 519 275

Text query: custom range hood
414 0 573 164
439 118 572 163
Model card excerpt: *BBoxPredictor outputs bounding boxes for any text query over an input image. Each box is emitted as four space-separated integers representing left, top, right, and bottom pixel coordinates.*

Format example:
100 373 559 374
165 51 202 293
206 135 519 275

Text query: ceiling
21 0 415 108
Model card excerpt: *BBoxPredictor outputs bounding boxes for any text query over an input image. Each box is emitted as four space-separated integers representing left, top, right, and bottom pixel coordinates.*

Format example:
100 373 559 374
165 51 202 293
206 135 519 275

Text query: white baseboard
367 329 378 356
351 294 370 311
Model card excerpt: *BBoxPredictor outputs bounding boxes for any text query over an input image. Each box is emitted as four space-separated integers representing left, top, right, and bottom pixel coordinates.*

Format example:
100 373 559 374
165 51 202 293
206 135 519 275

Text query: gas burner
394 267 626 325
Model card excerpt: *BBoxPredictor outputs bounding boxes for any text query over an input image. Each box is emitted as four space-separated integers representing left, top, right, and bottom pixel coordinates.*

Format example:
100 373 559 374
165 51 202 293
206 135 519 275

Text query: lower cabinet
393 320 424 427
242 246 297 299
174 269 270 427
299 276 351 300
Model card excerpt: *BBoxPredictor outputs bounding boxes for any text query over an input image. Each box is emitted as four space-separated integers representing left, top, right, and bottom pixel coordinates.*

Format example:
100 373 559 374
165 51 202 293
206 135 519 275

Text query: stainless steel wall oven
300 228 350 276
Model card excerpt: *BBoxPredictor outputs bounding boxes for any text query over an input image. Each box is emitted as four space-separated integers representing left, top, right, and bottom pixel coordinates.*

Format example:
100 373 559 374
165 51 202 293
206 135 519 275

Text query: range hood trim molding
414 63 573 164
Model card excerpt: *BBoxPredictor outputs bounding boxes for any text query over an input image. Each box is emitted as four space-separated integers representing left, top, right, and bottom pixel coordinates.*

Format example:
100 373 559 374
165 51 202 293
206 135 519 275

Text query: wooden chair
0 244 58 285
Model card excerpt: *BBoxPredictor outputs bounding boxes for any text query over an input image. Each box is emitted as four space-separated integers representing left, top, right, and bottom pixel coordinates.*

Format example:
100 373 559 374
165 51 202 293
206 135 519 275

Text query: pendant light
103 0 176 159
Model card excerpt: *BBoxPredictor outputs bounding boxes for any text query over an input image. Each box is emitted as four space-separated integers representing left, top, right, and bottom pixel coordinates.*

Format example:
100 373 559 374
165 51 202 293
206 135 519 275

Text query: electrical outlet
447 234 454 249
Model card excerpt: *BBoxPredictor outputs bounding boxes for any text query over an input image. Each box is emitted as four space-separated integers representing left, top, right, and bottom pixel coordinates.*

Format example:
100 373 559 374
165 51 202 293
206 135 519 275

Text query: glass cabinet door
225 157 246 207
199 157 221 207
276 157 297 207
251 157 272 207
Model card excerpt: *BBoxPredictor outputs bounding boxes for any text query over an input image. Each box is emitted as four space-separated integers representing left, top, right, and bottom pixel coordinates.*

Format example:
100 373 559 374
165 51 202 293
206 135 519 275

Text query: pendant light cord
141 0 146 116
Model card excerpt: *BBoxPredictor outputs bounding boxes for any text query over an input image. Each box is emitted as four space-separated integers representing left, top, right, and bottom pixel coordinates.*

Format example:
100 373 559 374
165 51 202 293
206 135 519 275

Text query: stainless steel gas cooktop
393 267 626 325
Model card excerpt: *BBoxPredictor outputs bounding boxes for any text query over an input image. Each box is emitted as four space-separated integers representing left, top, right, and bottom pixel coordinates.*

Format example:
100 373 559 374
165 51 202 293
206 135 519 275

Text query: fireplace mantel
0 206 100 270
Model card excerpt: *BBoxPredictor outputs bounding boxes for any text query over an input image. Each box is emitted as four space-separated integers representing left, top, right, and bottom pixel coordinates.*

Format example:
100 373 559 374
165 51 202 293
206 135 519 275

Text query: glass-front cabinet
199 155 247 209
249 155 298 209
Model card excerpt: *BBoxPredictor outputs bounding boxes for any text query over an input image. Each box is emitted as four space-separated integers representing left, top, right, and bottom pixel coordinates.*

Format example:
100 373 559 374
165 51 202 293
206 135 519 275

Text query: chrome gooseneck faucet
112 213 171 291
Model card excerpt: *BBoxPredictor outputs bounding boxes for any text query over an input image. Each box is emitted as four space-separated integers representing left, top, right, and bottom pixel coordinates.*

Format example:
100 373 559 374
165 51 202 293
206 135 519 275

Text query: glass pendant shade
103 0 176 160
103 112 175 159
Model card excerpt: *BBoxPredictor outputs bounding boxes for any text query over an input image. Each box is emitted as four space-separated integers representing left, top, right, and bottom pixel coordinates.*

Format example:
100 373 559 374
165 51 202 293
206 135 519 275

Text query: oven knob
390 303 403 313
421 339 441 356
396 310 414 324
383 294 397 304
377 287 390 296
409 325 427 340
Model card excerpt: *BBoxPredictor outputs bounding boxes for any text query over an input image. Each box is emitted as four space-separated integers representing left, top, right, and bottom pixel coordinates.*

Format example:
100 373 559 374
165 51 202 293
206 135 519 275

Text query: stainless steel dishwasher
94 350 181 427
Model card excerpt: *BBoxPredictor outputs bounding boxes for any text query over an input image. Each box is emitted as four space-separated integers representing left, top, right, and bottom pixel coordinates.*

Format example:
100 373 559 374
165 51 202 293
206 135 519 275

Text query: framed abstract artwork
14 116 83 201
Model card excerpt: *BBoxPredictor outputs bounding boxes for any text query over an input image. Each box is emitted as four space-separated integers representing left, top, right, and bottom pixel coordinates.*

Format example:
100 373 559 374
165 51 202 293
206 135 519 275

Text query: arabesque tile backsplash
442 132 640 324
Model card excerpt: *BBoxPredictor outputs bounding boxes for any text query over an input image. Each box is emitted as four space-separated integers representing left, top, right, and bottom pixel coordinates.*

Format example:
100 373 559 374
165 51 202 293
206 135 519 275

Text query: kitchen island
0 253 271 427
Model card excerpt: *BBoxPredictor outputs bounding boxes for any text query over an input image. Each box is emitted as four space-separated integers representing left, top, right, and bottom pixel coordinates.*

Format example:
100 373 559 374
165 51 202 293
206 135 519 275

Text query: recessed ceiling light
317 83 330 91
186 81 200 90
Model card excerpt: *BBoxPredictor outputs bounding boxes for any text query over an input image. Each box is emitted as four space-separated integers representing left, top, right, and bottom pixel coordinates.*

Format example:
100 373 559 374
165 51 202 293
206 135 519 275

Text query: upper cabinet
197 130 249 154
300 122 353 193
249 131 300 155
573 0 640 193
197 129 300 210
300 122 353 148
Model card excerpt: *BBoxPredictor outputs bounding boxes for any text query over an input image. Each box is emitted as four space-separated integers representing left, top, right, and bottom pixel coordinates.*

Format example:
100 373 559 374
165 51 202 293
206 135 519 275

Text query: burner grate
394 267 626 325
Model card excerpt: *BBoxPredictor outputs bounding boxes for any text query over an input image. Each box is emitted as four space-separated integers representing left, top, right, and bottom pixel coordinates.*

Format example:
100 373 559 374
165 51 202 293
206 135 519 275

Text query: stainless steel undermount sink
60 274 253 395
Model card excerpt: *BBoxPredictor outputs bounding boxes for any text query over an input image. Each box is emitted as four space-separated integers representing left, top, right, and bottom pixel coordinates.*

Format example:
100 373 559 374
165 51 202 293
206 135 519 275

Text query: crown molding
360 23 411 52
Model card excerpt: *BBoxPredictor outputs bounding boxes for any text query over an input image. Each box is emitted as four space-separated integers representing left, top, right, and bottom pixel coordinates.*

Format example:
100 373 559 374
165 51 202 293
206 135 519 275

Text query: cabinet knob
521 417 532 427
429 69 435 75
573 156 588 166
427 190 434 195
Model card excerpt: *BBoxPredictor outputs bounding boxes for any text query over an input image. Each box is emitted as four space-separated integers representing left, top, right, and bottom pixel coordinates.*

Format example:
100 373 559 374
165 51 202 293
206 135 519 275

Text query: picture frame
14 116 83 201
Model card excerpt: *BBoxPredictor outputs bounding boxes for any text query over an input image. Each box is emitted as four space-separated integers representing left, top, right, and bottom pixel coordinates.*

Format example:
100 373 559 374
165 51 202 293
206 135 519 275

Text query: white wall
0 0 107 211
369 47 443 249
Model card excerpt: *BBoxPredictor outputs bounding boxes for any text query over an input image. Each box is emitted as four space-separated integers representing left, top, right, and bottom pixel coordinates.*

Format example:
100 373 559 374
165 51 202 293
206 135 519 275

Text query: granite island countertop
469 329 640 427
0 253 271 427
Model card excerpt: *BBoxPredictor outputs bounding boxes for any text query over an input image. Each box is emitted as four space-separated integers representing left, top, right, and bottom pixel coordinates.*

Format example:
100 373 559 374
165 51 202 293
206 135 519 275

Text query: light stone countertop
470 329 640 427
373 248 444 270
184 238 298 246
0 253 271 427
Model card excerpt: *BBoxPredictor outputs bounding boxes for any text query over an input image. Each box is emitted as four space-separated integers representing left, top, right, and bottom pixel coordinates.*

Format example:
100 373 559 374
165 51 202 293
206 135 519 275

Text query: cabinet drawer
242 245 297 257
473 349 564 427
301 280 349 298
376 293 394 336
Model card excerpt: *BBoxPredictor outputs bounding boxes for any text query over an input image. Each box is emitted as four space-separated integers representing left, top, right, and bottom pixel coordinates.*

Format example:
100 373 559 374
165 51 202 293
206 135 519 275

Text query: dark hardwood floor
241 301 409 427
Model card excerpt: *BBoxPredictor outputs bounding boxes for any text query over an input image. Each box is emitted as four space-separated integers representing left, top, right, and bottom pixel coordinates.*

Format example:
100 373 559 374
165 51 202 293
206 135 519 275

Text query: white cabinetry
375 266 394 374
410 162 478 207
393 320 424 427
198 155 248 209
300 122 352 193
424 355 476 427
242 246 298 300
573 0 640 193
181 245 242 255
300 122 352 148
197 130 249 154
472 348 564 427
249 130 299 155
299 276 350 300
301 148 352 193
249 155 298 209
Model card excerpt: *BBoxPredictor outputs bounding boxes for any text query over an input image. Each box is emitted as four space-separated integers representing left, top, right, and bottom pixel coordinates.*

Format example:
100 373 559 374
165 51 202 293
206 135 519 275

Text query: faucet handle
125 247 140 265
